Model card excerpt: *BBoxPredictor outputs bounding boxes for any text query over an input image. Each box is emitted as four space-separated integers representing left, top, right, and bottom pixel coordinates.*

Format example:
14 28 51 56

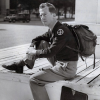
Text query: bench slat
76 59 99 74
71 60 100 83
77 66 100 84
77 58 93 68
88 74 100 86
0 43 30 52
0 48 27 59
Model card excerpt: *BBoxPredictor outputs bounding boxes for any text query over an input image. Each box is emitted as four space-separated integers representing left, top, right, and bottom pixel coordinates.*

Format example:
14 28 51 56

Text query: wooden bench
0 43 100 100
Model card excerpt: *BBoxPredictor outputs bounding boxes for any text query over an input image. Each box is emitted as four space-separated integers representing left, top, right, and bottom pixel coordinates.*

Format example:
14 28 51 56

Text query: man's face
39 7 54 26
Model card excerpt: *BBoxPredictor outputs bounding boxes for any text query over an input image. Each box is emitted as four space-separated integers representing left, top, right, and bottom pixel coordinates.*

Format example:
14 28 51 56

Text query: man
2 2 78 100
29 3 78 100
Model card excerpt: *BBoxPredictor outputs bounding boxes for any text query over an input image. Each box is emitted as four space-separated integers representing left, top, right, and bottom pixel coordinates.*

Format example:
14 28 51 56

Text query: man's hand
26 47 37 60
26 47 36 56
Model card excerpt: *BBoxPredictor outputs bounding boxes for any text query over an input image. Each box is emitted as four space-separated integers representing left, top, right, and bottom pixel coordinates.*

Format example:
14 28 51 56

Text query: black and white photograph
0 0 100 100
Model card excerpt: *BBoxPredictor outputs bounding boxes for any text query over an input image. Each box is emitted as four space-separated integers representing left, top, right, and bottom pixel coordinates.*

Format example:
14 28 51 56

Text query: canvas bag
63 24 97 68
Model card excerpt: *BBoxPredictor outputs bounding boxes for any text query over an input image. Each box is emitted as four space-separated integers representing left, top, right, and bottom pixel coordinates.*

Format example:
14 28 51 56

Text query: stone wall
0 0 10 15
75 0 100 24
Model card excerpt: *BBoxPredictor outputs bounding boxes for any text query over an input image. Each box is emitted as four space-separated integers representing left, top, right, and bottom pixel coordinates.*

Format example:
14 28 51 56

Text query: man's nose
41 17 46 21
41 15 45 19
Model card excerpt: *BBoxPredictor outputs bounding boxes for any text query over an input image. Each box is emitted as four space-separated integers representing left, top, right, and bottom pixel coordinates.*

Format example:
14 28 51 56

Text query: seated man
3 2 78 100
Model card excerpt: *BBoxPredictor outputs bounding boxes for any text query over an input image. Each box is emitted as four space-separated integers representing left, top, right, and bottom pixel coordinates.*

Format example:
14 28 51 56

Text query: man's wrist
36 50 42 58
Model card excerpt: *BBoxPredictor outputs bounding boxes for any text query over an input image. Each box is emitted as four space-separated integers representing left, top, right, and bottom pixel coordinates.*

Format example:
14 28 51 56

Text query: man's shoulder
55 23 70 35
59 23 69 31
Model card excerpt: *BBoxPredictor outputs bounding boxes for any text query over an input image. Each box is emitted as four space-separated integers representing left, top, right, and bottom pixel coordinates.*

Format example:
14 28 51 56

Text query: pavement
0 23 49 49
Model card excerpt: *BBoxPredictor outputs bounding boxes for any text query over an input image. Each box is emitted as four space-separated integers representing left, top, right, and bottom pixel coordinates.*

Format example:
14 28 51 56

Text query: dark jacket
31 21 78 61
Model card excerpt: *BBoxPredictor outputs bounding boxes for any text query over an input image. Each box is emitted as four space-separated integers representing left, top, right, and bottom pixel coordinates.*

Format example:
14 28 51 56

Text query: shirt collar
52 21 62 33
50 20 58 31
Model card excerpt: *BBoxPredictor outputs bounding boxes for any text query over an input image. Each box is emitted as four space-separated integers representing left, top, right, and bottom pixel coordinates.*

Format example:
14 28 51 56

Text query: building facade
0 0 10 15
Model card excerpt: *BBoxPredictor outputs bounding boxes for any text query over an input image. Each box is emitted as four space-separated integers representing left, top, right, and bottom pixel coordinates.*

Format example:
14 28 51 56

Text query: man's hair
39 2 57 14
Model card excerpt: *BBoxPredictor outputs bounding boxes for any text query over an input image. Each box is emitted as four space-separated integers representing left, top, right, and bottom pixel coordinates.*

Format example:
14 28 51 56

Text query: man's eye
40 14 46 17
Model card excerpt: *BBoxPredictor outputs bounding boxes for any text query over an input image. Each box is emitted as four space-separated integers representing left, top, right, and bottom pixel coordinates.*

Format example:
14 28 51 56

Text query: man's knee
37 40 49 49
29 74 36 84
29 76 38 87
29 75 45 86
29 77 35 85
40 40 49 45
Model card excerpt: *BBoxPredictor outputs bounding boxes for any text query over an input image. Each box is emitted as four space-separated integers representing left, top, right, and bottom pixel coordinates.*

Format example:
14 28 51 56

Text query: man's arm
30 31 51 48
26 31 51 60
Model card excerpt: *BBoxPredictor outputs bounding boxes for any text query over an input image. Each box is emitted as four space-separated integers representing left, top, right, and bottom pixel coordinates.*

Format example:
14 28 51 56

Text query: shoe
2 60 25 73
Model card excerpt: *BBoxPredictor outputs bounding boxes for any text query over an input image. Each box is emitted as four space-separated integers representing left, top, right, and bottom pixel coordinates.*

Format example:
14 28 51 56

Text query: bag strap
72 27 81 49
93 53 95 69
66 45 85 60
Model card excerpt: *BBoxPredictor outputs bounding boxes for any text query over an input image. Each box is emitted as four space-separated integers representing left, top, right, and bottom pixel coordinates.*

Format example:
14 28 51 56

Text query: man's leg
29 61 77 100
2 40 56 73
29 68 66 100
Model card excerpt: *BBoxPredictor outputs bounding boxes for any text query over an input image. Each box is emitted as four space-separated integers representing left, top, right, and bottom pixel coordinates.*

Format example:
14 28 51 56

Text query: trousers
29 40 78 100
